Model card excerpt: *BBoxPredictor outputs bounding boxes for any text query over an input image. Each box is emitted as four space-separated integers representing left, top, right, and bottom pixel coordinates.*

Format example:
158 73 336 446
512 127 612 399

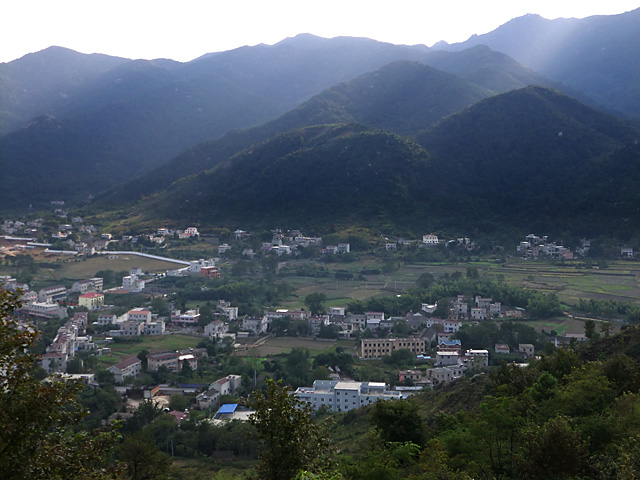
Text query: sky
2 0 639 63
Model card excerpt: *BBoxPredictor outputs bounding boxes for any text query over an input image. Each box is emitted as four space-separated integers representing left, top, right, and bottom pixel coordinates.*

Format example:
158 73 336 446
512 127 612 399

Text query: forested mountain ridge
3 9 640 225
415 86 640 234
128 124 435 230
0 35 569 211
116 86 640 237
100 60 495 206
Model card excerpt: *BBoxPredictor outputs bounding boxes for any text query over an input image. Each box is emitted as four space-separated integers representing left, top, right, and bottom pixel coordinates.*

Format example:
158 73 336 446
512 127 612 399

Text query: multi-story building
426 365 466 385
128 308 152 323
23 301 68 319
171 308 200 327
204 320 229 338
107 356 142 383
337 243 350 254
147 351 180 372
422 234 439 245
144 320 165 336
201 266 220 278
242 316 268 334
360 337 427 359
78 292 104 310
119 320 143 336
122 274 145 292
38 285 67 303
438 339 462 353
70 277 103 294
294 380 401 412
97 313 116 326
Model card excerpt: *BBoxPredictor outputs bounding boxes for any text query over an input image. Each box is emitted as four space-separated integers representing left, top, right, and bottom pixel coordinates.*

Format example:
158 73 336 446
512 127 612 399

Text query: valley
3 6 640 479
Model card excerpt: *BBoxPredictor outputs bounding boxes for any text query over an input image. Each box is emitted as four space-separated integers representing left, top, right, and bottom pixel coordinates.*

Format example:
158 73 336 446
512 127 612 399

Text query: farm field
234 337 356 358
96 333 202 368
1 250 183 289
277 257 640 312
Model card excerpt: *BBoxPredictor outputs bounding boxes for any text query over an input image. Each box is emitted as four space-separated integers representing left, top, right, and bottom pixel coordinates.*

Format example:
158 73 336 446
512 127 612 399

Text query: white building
337 243 350 254
242 316 268 334
122 274 145 292
171 309 200 328
294 380 401 412
144 320 165 335
189 258 216 273
24 301 67 319
128 308 152 323
204 320 229 338
422 234 439 246
97 313 116 326
108 356 142 383
71 278 102 294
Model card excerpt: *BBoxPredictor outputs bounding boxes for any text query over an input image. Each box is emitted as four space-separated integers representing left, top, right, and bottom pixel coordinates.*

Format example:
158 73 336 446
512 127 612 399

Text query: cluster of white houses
294 380 401 412
517 234 574 260
1 275 106 319
41 312 95 373
96 300 239 341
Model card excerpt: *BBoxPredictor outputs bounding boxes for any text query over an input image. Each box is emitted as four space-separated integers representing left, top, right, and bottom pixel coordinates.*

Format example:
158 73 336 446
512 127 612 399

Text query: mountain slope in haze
0 46 129 134
129 124 435 230
416 86 640 233
436 8 640 117
0 32 615 211
103 57 536 206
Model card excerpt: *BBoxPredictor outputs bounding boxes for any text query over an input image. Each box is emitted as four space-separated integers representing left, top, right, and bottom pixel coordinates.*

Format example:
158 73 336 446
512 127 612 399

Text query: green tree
0 289 121 479
517 416 587 480
416 272 435 289
271 316 292 336
584 319 597 340
250 379 332 480
305 292 328 315
118 433 172 480
168 394 190 412
433 298 450 318
371 400 424 446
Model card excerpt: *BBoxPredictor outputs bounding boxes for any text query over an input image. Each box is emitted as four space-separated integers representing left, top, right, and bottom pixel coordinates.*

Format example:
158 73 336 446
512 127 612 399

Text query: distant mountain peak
275 33 327 47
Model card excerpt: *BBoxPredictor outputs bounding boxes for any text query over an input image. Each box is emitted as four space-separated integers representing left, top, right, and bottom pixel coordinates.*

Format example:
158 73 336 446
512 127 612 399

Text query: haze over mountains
2 8 640 237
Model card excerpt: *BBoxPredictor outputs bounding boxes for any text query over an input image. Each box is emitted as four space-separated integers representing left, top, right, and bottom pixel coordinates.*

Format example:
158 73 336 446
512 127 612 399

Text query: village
0 211 623 430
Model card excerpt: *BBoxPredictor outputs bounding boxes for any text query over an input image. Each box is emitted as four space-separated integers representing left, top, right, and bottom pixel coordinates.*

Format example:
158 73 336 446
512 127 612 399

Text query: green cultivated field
234 337 356 357
3 252 182 289
278 258 640 312
96 333 202 367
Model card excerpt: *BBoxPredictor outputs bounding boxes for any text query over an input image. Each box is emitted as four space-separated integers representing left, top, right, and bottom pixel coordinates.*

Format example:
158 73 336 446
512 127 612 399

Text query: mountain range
2 9 640 237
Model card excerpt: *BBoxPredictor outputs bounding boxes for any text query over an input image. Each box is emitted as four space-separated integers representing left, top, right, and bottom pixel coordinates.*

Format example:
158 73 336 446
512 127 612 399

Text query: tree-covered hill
106 86 640 237
1 37 560 212
129 124 436 230
415 85 640 234
99 60 494 206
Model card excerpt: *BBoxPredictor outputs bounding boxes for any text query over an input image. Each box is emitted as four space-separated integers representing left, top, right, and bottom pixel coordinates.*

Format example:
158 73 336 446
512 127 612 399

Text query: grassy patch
96 334 202 368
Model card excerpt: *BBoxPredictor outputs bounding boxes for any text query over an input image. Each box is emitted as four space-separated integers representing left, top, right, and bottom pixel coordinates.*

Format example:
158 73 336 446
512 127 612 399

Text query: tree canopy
0 288 121 479
250 379 332 480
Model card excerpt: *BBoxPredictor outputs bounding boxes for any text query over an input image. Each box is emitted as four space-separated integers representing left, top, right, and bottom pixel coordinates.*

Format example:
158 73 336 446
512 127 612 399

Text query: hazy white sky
2 0 639 63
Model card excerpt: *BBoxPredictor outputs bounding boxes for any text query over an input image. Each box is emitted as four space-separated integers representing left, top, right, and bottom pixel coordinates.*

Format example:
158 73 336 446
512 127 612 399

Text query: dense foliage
0 289 121 479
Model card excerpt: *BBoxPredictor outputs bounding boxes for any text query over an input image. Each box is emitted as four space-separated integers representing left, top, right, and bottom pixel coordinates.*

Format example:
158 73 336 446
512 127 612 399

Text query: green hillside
99 60 493 207
416 86 640 234
130 124 435 231
106 87 640 237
